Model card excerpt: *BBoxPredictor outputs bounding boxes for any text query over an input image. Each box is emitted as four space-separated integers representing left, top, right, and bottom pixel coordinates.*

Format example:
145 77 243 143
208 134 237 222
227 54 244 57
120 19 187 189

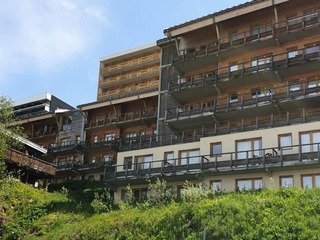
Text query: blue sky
0 0 245 107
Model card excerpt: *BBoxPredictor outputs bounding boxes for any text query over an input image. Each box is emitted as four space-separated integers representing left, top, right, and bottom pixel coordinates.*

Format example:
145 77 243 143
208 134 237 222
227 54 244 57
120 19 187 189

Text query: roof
163 0 263 34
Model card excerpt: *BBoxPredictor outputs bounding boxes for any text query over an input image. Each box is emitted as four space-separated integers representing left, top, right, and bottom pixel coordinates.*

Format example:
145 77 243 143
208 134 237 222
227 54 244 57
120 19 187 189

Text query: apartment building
9 0 320 201
105 0 320 202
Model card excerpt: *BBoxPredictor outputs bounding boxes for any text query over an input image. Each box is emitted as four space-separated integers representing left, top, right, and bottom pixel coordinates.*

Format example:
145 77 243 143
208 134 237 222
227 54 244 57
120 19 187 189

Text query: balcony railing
97 80 159 101
169 47 320 94
118 109 320 152
100 52 160 74
99 65 159 88
6 149 56 176
107 143 320 182
173 13 320 65
166 80 320 121
56 158 114 172
30 126 58 139
86 108 157 130
48 140 82 154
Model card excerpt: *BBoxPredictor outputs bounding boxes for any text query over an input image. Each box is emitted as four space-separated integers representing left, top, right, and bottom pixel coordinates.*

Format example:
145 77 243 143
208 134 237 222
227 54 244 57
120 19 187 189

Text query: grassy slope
1 179 320 240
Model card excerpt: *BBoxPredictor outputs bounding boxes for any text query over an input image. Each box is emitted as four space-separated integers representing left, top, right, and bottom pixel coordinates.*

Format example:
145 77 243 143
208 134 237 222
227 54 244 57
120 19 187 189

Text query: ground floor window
280 176 293 188
302 174 320 188
122 188 148 202
236 178 263 191
210 180 222 192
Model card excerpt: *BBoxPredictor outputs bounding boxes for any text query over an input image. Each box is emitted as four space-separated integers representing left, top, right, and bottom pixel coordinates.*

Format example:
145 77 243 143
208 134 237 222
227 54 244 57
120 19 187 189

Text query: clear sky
0 0 246 107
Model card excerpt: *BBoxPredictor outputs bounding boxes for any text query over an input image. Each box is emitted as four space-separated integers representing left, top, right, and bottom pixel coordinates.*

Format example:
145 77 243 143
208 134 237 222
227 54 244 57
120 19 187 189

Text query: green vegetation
0 95 25 179
1 177 320 239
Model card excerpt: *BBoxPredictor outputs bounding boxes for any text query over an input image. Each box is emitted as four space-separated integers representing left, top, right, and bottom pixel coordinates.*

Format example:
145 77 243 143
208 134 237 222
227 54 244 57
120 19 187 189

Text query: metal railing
56 158 115 172
168 47 320 93
173 13 320 64
107 143 320 181
166 80 320 121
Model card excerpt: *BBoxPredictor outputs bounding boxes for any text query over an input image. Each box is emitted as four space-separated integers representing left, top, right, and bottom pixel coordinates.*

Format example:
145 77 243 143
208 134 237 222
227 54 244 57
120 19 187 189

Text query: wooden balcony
80 139 120 153
97 80 159 101
118 109 320 152
29 126 58 139
165 81 320 129
172 13 320 73
99 65 159 88
169 47 320 103
5 149 56 176
100 52 160 76
86 108 157 130
106 143 320 185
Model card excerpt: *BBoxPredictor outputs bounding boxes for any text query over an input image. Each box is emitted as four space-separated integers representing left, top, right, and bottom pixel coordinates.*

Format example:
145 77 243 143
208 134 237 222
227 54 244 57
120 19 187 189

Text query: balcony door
236 138 262 159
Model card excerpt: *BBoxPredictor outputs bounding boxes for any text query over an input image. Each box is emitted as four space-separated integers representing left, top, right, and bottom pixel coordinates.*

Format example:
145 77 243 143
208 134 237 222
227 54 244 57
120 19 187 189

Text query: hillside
1 178 320 239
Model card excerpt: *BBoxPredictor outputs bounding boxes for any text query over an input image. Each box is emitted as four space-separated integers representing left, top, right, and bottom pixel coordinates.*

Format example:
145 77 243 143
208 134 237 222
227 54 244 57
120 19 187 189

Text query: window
179 149 200 165
211 180 222 192
164 151 175 165
93 136 98 143
230 32 238 42
135 155 153 170
122 188 147 201
91 157 96 164
88 175 95 181
229 93 238 103
251 25 263 36
103 154 112 163
229 64 238 72
104 133 115 142
211 142 222 157
279 133 292 150
236 138 262 159
280 176 293 188
302 174 320 188
300 130 320 153
236 178 263 191
287 15 298 26
251 56 271 70
308 79 320 88
123 157 133 170
125 132 137 140
289 82 300 91
251 87 273 99
288 49 298 59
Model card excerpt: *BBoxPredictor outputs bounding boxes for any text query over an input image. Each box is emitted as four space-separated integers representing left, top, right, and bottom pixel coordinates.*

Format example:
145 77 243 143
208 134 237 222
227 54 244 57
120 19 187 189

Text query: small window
230 32 238 42
279 133 292 150
211 142 222 157
164 151 175 165
289 82 300 91
93 136 98 143
280 176 293 188
229 64 238 72
123 157 133 170
91 157 96 164
302 174 320 188
229 93 238 103
288 49 298 59
211 180 222 192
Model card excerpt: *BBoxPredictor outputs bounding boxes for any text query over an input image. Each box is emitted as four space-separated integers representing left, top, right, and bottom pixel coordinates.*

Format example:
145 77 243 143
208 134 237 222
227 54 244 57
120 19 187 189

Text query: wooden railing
107 143 320 181
87 108 157 129
5 149 56 176
99 65 159 87
97 80 159 100
100 52 160 74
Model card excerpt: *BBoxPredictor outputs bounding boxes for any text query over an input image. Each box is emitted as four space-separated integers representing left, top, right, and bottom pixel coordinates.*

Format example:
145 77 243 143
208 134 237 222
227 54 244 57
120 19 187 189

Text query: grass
1 178 320 239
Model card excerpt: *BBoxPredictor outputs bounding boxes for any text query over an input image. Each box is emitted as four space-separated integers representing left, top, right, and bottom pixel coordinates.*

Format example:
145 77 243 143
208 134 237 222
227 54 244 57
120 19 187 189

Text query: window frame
211 142 222 157
280 175 294 188
179 148 200 165
301 174 320 189
236 178 263 191
236 137 262 159
210 180 222 192
278 133 293 150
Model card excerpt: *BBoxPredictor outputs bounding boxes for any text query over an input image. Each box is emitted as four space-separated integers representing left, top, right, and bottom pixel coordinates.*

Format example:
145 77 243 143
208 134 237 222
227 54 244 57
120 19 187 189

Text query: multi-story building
104 0 320 202
9 0 320 202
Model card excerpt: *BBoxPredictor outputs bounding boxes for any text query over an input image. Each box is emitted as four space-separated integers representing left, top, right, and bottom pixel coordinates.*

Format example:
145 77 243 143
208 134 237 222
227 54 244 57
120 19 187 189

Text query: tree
0 95 24 178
